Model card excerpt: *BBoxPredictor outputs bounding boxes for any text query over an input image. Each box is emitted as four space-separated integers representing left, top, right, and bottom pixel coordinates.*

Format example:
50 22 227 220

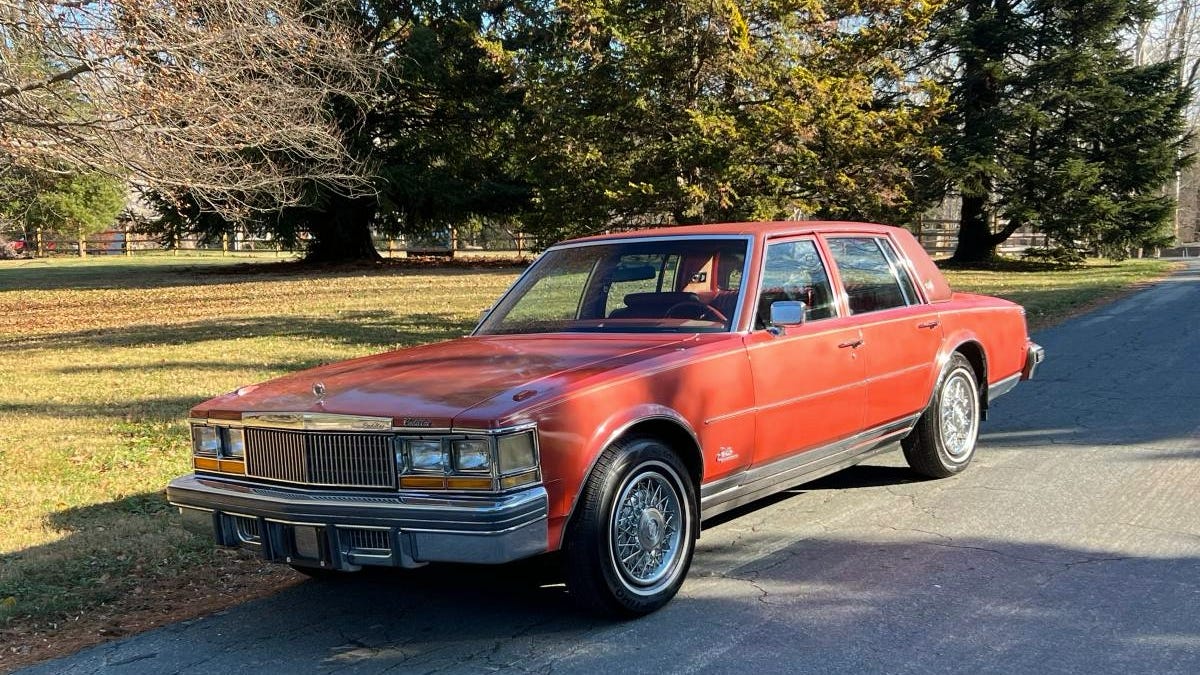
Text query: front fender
542 401 701 549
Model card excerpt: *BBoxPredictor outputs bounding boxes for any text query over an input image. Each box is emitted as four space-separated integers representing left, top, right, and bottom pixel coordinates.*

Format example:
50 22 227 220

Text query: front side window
756 239 836 329
477 238 749 335
826 237 912 314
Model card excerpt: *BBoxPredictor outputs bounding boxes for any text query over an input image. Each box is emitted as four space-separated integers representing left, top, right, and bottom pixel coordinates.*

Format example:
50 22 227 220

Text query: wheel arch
945 338 989 417
558 406 704 548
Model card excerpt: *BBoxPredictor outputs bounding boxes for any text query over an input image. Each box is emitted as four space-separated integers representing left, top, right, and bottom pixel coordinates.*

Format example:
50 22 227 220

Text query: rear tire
903 353 981 478
564 436 697 617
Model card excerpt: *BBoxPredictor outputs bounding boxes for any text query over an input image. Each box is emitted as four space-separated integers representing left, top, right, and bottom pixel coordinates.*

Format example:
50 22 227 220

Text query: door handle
838 339 864 349
917 321 940 329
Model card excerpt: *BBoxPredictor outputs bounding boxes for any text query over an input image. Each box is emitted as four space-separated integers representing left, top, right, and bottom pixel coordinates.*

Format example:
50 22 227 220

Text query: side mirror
769 301 806 331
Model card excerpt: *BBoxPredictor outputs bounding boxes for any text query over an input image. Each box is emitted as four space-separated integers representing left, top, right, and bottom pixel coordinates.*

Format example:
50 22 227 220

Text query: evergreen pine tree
937 0 1192 262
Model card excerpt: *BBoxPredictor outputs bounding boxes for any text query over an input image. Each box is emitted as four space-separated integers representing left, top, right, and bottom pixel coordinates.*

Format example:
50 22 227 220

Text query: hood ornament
312 381 326 404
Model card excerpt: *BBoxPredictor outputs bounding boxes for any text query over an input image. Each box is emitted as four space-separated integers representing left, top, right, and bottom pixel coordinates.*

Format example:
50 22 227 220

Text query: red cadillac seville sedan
168 221 1043 615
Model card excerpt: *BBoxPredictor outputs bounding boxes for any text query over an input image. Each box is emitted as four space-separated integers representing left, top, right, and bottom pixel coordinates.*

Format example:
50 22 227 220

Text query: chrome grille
344 527 391 552
244 429 396 488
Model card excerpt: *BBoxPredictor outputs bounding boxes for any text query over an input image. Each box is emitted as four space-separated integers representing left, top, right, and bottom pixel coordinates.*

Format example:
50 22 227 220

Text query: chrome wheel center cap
638 508 666 550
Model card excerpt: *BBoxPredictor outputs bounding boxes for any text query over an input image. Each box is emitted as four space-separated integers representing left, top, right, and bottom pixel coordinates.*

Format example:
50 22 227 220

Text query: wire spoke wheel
611 470 683 588
938 371 979 459
902 353 981 479
565 437 696 616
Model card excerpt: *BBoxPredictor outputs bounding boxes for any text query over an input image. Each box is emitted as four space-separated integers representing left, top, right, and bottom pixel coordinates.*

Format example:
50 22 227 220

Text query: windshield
477 238 749 335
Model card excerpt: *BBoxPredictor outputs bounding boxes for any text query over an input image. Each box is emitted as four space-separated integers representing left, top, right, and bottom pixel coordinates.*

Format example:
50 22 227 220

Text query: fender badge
312 382 326 404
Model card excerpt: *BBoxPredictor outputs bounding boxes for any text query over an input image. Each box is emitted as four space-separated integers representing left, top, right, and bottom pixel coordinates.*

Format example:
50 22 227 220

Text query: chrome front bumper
167 474 549 571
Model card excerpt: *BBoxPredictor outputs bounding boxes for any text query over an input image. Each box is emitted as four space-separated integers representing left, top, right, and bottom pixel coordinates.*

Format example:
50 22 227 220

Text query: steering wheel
664 301 728 323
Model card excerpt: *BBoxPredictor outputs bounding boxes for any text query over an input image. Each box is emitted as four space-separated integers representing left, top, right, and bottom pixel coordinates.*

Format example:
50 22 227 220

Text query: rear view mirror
770 301 806 327
609 263 657 283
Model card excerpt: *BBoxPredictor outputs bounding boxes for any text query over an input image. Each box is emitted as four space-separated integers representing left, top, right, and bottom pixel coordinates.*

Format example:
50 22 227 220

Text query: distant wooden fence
910 218 1046 256
21 226 533 259
20 221 1052 259
23 227 300 258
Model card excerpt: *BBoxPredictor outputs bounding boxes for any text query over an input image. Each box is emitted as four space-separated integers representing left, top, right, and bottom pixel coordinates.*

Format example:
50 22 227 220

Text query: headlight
192 425 220 456
452 439 491 472
497 431 537 473
408 439 447 473
224 428 246 459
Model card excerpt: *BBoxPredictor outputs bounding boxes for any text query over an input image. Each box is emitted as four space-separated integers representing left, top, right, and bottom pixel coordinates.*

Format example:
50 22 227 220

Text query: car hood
191 334 695 428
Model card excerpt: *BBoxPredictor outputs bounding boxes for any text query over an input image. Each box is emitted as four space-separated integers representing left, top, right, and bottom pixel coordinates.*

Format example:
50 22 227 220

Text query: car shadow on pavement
19 535 1198 674
702 462 929 529
9 462 1200 674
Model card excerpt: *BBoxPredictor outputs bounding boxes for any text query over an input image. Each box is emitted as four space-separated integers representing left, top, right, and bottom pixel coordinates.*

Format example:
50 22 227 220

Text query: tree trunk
304 195 382 263
951 0 1007 265
953 195 998 262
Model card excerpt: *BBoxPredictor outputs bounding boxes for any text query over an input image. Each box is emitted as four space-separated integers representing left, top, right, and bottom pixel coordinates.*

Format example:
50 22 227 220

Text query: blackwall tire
902 353 981 478
563 437 697 617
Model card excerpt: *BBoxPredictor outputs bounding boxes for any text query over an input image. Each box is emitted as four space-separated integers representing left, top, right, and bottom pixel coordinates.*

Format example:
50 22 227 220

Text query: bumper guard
1022 341 1045 380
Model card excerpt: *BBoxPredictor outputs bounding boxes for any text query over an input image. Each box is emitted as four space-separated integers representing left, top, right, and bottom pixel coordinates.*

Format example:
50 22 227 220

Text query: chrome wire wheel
565 437 697 616
608 462 687 595
938 369 979 460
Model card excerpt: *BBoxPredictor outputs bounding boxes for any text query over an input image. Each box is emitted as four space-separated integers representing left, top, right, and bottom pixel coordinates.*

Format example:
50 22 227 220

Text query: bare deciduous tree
0 0 382 216
1130 1 1200 244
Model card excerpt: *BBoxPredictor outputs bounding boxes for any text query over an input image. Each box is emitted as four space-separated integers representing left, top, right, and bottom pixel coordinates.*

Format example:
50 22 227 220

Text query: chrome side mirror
767 301 806 336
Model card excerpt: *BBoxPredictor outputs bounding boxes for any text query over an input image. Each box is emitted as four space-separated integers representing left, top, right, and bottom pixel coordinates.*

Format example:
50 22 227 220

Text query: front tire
564 437 697 616
903 353 981 478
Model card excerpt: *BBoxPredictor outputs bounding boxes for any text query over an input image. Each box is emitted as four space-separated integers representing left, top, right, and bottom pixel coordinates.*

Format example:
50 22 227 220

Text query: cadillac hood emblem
312 381 326 403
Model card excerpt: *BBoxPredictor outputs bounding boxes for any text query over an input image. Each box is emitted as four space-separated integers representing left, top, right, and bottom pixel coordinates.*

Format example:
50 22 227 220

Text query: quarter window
756 239 836 328
826 237 912 314
877 238 922 305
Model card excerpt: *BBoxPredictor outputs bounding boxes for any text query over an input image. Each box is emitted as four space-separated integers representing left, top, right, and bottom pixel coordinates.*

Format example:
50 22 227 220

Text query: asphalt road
24 261 1200 675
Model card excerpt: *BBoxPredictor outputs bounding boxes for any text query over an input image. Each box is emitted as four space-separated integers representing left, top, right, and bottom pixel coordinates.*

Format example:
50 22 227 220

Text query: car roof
558 221 898 245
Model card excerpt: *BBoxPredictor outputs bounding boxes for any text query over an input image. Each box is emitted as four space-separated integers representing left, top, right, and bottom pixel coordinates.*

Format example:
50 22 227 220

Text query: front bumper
167 474 549 571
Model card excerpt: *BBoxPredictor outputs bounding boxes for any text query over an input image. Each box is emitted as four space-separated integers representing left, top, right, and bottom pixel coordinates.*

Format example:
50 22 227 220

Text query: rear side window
826 237 912 315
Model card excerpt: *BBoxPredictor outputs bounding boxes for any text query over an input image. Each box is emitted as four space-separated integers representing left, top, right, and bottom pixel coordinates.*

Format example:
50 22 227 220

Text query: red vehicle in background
1 233 31 257
168 222 1043 615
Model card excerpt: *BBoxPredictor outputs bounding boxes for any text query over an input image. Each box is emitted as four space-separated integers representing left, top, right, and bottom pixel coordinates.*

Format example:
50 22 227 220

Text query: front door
745 238 867 467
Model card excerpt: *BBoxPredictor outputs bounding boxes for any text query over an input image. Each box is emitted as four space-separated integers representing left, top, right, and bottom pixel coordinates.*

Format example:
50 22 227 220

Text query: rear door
745 237 867 466
823 235 943 429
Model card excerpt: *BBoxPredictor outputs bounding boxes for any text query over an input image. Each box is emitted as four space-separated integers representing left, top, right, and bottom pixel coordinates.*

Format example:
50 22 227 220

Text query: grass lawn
941 258 1173 330
0 253 1174 669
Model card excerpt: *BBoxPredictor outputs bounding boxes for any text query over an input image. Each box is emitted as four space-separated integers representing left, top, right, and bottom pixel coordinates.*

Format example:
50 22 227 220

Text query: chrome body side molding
987 373 1020 401
699 414 920 519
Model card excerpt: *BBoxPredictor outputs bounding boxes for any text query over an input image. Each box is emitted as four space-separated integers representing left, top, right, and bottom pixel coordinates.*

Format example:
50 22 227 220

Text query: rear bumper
1022 341 1045 380
167 474 549 571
